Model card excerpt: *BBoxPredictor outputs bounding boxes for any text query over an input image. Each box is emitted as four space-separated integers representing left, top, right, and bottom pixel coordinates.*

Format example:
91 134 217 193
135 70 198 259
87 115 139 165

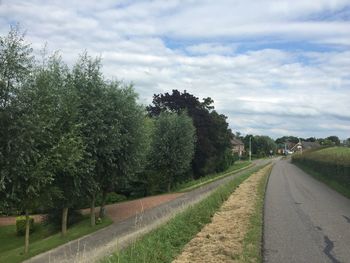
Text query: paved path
25 159 270 263
0 194 183 226
264 159 350 263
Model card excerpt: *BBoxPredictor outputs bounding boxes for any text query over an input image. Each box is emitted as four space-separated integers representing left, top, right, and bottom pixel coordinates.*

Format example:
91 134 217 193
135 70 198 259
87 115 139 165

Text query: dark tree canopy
147 90 233 176
275 136 299 144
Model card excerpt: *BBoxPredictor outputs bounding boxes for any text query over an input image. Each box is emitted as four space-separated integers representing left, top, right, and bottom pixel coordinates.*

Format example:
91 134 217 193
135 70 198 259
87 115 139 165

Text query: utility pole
249 136 252 162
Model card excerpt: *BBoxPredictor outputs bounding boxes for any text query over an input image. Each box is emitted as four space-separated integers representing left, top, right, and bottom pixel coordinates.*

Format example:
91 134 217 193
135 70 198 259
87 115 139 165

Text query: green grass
103 164 268 263
292 147 350 198
294 162 350 199
0 216 112 263
241 164 272 262
302 147 350 164
174 161 252 192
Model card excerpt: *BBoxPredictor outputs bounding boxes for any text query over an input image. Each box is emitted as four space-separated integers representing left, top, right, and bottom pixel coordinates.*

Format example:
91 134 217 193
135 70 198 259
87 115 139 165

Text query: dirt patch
88 193 184 223
172 165 271 263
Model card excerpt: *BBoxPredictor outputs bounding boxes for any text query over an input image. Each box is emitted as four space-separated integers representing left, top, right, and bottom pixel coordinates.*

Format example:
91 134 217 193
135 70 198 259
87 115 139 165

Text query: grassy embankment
241 164 272 262
0 216 112 263
175 161 252 192
292 147 350 198
103 163 270 263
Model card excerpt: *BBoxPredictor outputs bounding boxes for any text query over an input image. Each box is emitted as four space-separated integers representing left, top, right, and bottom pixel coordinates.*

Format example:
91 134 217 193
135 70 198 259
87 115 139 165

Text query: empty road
264 159 350 263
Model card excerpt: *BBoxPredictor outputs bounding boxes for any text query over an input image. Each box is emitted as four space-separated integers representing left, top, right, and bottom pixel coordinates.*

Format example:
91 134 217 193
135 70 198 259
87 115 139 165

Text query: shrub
16 216 34 236
105 192 127 204
292 147 350 187
44 208 84 230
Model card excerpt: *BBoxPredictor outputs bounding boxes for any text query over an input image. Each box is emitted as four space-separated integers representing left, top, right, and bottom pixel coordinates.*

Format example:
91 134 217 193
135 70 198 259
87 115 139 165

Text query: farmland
292 147 350 198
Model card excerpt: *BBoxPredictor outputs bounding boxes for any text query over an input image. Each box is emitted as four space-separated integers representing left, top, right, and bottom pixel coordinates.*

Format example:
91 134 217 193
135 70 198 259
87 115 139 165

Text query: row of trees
239 135 277 157
275 135 346 146
0 27 234 253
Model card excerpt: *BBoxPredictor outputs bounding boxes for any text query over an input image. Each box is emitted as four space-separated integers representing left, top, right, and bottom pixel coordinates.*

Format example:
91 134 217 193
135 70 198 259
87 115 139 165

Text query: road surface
264 159 350 263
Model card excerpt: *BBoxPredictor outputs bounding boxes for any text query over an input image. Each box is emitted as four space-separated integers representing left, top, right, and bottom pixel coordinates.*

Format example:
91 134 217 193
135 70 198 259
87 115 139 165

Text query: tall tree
0 26 51 254
149 112 196 191
36 54 86 236
0 25 34 198
72 53 104 226
147 90 232 176
96 83 146 218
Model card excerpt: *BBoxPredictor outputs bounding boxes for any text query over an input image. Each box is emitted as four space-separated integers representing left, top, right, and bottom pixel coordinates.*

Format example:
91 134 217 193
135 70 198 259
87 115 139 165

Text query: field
292 147 350 198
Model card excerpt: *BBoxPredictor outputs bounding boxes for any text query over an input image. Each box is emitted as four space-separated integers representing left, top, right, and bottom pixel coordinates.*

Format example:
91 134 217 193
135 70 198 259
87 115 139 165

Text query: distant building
231 138 245 157
292 141 321 152
277 142 296 155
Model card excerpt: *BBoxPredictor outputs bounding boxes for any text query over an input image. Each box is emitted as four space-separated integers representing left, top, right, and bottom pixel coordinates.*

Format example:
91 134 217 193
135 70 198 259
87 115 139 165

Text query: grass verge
294 163 350 199
103 164 268 263
175 161 252 192
241 164 273 262
0 216 112 263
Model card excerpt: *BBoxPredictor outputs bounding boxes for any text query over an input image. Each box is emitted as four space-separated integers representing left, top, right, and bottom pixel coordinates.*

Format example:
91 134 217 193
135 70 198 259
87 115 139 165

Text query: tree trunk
90 193 95 226
61 207 68 236
99 190 107 218
24 209 30 254
167 179 172 192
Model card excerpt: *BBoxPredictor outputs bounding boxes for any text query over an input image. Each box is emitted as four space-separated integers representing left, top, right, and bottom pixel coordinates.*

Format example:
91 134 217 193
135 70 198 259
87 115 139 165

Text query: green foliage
43 209 84 231
16 216 34 236
149 111 196 191
174 161 251 192
97 192 127 206
292 147 350 191
241 165 271 262
147 90 233 176
243 135 277 157
275 136 299 144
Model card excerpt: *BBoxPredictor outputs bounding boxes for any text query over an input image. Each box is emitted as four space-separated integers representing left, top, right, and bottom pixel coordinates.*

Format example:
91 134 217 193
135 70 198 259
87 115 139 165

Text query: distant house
291 141 321 152
231 138 245 157
277 142 296 155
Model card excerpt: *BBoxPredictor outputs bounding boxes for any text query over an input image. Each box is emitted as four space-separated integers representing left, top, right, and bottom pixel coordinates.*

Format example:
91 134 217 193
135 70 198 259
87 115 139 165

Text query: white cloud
1 0 350 139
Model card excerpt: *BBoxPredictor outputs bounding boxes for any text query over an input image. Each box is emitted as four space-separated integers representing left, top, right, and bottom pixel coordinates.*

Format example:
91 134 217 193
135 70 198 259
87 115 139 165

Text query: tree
0 25 34 201
72 54 147 224
96 83 146 218
36 54 86 236
275 136 299 144
147 90 232 176
244 135 276 157
0 26 50 254
326 136 340 146
72 53 105 226
305 137 316 142
149 112 195 191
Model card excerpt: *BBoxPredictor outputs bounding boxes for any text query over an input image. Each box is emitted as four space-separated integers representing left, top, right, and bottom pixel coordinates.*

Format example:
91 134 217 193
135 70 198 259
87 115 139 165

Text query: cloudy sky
1 0 350 139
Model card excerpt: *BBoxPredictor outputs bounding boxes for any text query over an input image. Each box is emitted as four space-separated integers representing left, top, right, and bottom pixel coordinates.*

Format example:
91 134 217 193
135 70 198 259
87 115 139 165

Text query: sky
1 0 350 139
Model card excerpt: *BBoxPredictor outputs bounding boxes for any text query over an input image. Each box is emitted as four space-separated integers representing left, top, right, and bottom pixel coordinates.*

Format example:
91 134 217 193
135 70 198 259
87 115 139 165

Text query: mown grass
103 164 267 263
292 147 350 198
241 164 272 262
0 216 112 263
174 161 252 192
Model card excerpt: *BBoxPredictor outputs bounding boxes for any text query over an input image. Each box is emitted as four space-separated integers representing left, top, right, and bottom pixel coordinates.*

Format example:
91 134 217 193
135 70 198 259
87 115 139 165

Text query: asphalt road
264 159 350 263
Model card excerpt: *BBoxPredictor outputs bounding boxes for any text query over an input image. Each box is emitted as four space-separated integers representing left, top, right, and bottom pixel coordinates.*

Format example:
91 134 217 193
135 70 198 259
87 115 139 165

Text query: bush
44 208 84 230
95 192 128 206
16 216 34 236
